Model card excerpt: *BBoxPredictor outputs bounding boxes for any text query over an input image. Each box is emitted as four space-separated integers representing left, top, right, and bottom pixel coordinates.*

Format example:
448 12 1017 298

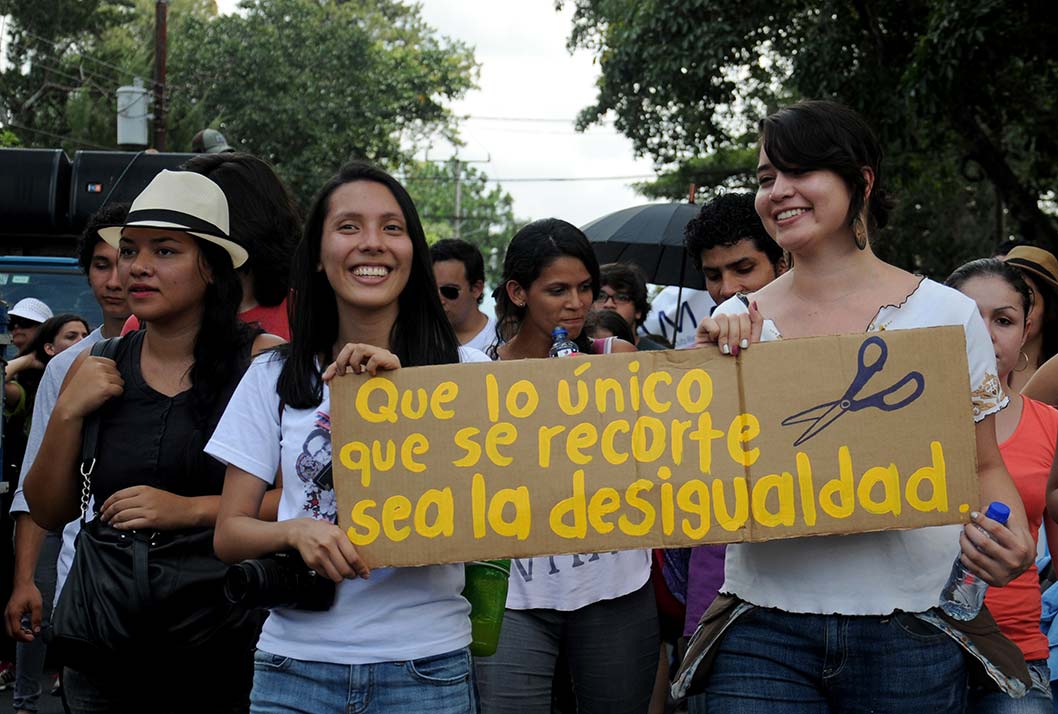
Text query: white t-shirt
464 315 497 354
714 278 1006 615
10 327 103 606
205 346 489 664
498 342 652 611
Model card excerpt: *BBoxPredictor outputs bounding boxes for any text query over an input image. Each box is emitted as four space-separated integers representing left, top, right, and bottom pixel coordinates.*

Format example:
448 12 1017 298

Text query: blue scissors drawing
781 336 925 446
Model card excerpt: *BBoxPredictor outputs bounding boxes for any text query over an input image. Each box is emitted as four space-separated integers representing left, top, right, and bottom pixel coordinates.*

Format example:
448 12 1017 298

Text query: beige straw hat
1005 246 1058 294
98 169 248 268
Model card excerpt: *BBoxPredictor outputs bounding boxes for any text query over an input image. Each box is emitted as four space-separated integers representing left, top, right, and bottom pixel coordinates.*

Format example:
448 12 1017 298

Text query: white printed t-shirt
714 278 1006 615
205 346 489 664
498 342 652 611
464 315 497 355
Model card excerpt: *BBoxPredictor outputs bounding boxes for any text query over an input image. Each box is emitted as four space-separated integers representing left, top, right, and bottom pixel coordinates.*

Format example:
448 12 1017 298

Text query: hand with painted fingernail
695 305 764 356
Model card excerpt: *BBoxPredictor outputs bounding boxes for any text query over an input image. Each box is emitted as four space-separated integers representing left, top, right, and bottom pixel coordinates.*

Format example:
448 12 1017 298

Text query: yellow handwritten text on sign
330 326 978 568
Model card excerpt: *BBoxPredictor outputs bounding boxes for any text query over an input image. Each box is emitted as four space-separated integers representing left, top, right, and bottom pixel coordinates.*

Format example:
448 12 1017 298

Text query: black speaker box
69 151 195 232
0 148 72 234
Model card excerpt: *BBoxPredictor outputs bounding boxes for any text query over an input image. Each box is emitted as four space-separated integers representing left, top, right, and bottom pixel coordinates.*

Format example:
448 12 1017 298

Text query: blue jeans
687 607 966 713
970 659 1052 714
250 647 477 714
13 530 60 713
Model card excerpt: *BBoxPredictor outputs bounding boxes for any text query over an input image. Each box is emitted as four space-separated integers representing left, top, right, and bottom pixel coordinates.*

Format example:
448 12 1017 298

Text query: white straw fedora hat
98 170 248 268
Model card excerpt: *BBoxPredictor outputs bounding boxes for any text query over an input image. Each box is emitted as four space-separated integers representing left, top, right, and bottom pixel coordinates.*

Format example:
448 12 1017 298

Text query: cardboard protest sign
330 326 978 568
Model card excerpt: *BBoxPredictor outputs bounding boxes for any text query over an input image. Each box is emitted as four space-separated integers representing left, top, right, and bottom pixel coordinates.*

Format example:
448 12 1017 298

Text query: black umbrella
581 203 704 290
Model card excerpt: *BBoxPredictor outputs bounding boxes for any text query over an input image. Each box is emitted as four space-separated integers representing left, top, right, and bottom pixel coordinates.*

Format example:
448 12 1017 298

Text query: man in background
684 191 786 307
597 263 666 350
4 204 131 711
431 239 496 353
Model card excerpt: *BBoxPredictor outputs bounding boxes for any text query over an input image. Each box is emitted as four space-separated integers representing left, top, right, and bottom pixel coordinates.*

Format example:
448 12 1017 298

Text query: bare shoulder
879 262 924 293
609 338 638 354
1024 356 1058 406
746 271 792 313
252 333 286 356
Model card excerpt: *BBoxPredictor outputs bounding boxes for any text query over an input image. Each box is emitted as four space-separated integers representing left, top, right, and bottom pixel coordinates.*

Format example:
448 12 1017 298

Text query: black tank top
89 330 251 509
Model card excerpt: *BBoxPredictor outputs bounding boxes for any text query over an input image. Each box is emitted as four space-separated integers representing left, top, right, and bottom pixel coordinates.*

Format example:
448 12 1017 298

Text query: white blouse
714 278 1005 615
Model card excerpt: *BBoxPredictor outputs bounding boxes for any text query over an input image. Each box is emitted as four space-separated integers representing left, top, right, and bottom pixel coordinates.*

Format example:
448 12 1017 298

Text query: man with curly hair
684 192 787 306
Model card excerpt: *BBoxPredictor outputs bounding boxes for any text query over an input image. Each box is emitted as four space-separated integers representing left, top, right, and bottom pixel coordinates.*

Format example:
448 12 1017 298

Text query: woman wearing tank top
947 259 1058 713
24 169 281 713
473 218 659 714
681 101 1035 712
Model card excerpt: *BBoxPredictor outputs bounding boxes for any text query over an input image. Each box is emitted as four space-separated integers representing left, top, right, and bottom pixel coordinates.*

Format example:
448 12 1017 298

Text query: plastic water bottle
548 327 579 358
939 501 1011 620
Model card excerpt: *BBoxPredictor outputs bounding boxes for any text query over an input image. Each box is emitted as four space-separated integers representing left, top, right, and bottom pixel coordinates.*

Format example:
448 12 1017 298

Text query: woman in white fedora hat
25 169 282 713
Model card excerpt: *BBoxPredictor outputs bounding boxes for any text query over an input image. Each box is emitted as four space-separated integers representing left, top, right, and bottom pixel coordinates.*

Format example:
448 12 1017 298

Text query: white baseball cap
8 297 53 325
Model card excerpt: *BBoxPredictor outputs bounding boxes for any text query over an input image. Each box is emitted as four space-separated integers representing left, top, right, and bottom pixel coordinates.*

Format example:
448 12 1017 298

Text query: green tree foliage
2 0 478 206
565 0 1058 276
173 0 478 203
403 160 521 288
0 0 139 150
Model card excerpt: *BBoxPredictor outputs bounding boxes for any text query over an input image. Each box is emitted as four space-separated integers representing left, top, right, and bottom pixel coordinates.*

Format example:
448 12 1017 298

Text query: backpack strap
78 337 121 522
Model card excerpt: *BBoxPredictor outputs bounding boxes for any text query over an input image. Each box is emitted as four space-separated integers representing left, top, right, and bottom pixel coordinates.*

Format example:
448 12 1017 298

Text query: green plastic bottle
462 559 511 656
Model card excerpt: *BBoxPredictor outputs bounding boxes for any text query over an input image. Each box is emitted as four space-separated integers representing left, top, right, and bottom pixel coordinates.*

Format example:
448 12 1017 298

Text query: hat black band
1006 257 1058 287
125 208 229 240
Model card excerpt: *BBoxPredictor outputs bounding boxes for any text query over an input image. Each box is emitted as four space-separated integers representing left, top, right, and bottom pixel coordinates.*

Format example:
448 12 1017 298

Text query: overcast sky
215 0 660 226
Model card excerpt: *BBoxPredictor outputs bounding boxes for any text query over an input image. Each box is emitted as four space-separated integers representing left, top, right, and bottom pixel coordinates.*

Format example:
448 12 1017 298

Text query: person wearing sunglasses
431 238 497 353
597 263 666 350
6 299 53 354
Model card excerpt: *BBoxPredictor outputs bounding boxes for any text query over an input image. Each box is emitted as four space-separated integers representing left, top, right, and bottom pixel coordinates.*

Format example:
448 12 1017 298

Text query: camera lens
223 561 261 605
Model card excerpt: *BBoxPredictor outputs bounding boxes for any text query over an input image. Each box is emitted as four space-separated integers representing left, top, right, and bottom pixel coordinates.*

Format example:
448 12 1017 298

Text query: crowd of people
0 100 1055 714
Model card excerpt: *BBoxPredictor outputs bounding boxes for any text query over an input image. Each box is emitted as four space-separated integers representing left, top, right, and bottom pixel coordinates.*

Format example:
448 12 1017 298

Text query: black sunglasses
8 318 38 330
439 285 461 300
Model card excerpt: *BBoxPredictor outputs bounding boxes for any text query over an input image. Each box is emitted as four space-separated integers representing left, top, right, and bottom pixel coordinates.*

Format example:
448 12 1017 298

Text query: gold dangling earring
853 217 868 251
1014 350 1030 372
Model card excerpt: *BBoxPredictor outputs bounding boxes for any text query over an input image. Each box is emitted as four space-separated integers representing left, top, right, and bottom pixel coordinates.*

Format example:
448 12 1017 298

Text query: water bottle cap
551 327 568 339
984 501 1011 525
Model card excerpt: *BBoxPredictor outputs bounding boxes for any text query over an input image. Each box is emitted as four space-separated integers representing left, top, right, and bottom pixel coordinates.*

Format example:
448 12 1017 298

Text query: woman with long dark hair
24 169 280 712
678 100 1034 712
208 161 486 713
475 218 659 714
947 258 1058 713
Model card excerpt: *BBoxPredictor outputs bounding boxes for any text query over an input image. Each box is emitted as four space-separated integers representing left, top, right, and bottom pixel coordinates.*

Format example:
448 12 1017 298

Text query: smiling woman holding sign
473 219 660 714
207 162 488 713
677 101 1036 712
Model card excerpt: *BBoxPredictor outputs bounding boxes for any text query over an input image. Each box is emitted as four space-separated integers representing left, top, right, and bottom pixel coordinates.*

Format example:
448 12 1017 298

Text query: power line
465 115 612 125
16 28 164 89
2 121 112 150
401 174 655 184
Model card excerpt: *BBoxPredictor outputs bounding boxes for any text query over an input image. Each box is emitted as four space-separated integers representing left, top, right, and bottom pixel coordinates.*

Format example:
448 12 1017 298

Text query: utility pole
153 0 170 151
451 157 463 240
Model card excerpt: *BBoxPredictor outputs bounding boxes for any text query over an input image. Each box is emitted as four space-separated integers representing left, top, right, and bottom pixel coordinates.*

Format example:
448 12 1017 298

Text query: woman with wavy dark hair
122 152 300 340
475 218 658 714
679 100 1034 712
24 169 280 713
209 161 486 713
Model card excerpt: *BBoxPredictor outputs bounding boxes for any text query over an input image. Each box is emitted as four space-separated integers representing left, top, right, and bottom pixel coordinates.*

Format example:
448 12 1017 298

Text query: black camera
224 552 336 611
